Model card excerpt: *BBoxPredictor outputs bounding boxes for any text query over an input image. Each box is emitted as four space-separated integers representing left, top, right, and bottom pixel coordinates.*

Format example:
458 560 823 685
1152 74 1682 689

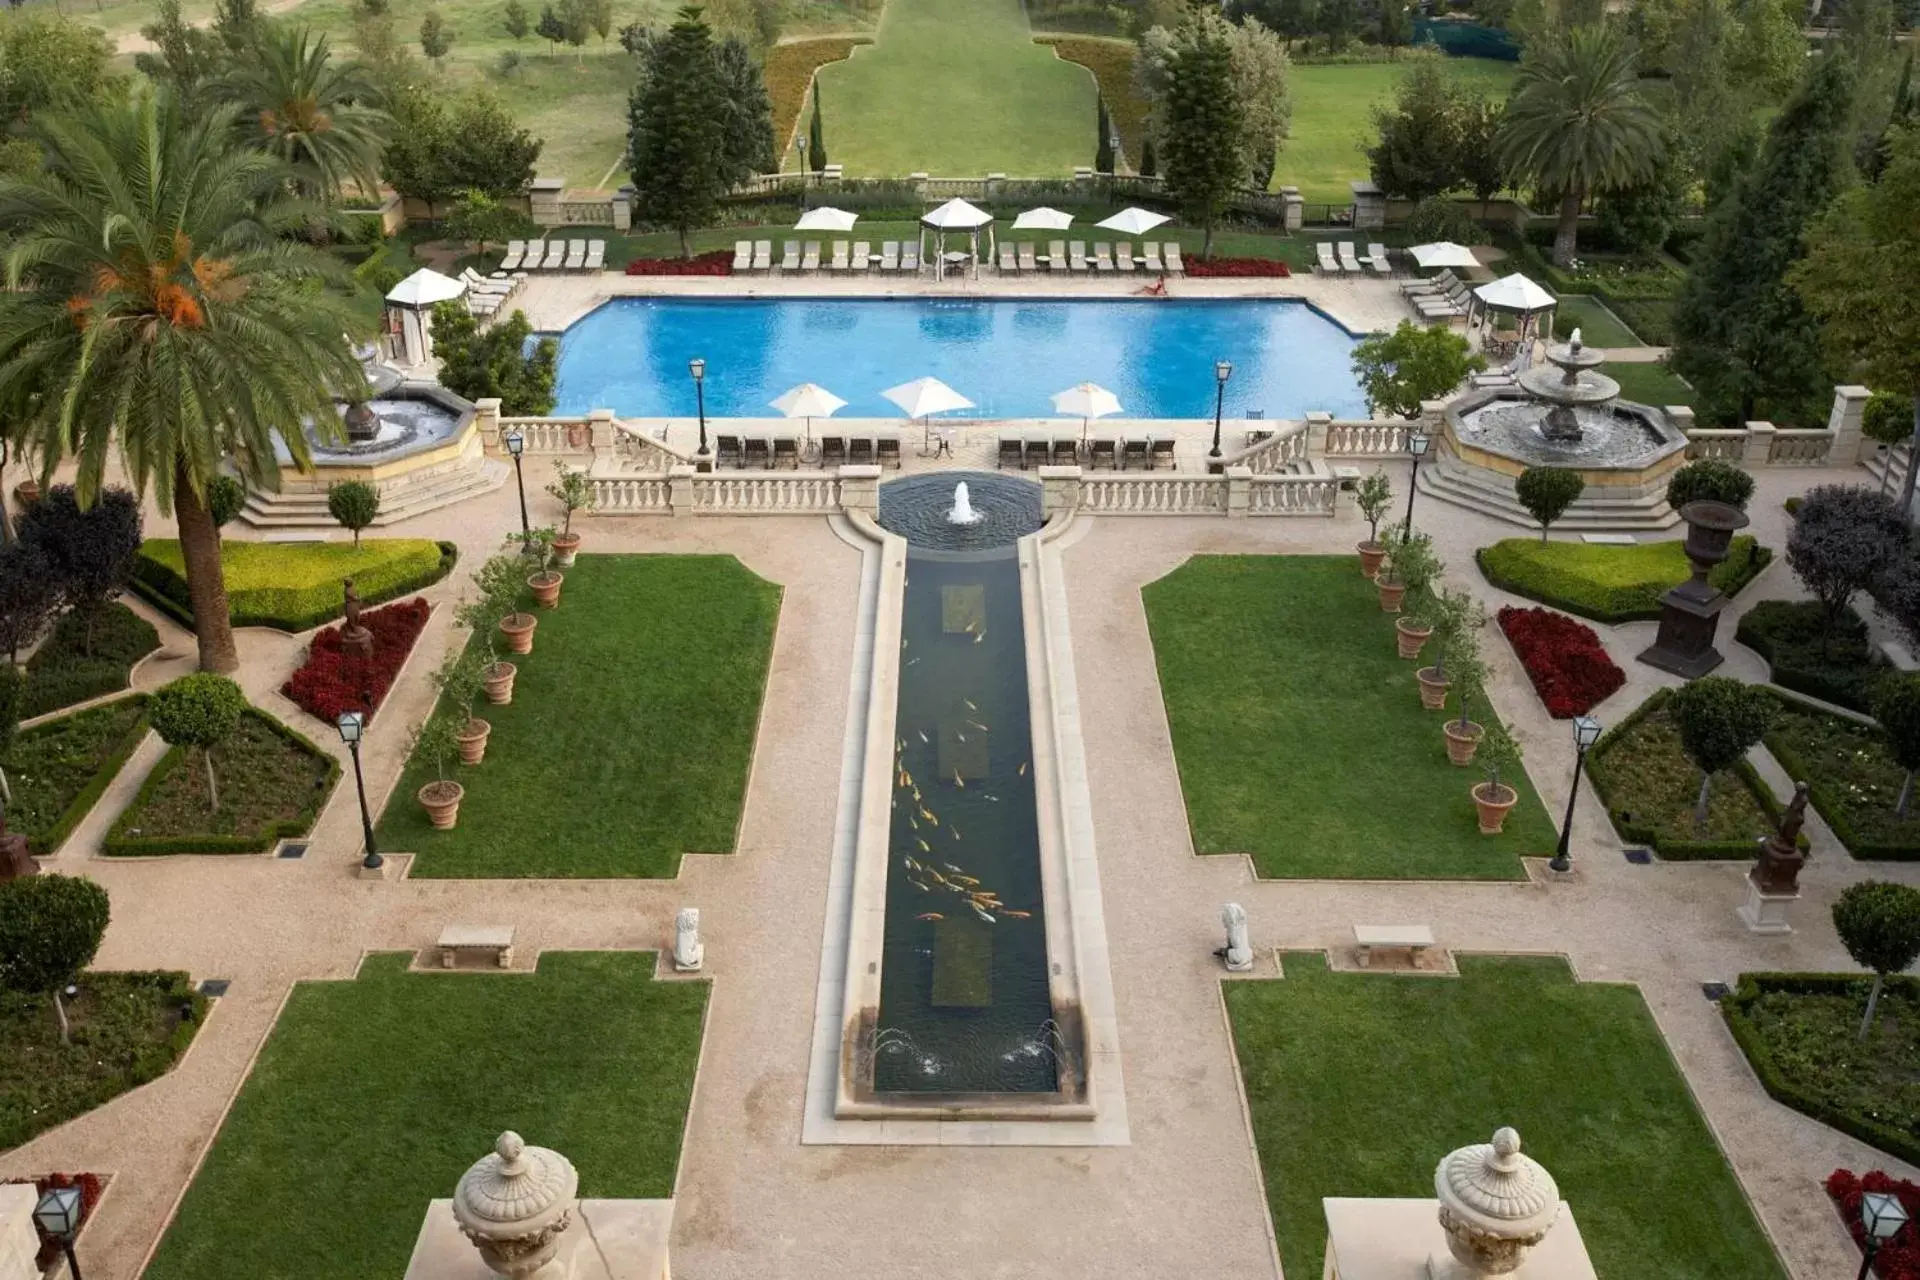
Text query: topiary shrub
1861 391 1915 449
147 673 247 813
0 873 110 1043
1665 458 1755 512
326 481 380 548
1832 880 1920 1038
1514 466 1585 542
1668 676 1774 827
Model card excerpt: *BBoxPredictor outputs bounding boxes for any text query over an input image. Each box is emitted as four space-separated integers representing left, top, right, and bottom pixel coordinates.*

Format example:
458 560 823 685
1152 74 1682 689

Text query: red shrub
280 597 431 724
1828 1169 1920 1279
1498 605 1625 718
6 1172 104 1267
1184 257 1292 278
624 251 733 276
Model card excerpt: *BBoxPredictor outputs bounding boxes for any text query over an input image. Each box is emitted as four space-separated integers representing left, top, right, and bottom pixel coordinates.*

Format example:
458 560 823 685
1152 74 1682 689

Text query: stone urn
1638 499 1750 679
451 1131 579 1280
1431 1127 1561 1277
343 399 380 443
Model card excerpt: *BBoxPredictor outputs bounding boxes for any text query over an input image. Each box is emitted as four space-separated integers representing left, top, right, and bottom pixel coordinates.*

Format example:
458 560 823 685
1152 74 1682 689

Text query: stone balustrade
1216 421 1310 474
1248 473 1340 514
585 465 881 518
1768 428 1836 465
1684 421 1837 466
1684 430 1748 461
588 476 673 512
1323 418 1412 457
498 418 589 453
694 474 843 513
1044 467 1336 517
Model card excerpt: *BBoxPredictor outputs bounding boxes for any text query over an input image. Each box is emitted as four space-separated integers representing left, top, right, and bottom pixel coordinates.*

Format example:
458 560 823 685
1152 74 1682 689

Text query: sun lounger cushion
1163 243 1184 273
733 240 752 269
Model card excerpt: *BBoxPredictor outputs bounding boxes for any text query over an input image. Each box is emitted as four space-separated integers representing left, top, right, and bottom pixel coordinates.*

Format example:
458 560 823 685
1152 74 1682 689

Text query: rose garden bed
1497 606 1624 718
280 597 432 724
623 250 732 276
1827 1169 1920 1279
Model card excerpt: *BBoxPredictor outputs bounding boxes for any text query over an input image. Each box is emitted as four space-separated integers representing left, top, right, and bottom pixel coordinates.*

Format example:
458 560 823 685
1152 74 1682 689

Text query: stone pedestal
529 178 564 227
0 832 36 880
1638 500 1749 678
836 465 881 520
406 1200 673 1280
1350 180 1385 230
1737 879 1797 934
1321 1199 1596 1280
1280 185 1303 233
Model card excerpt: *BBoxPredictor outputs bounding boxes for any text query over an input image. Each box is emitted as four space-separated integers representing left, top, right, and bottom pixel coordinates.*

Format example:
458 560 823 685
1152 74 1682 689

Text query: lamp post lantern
337 709 381 873
503 429 530 550
1208 359 1233 465
1858 1190 1911 1280
1402 429 1431 534
1550 714 1602 872
34 1185 84 1280
690 358 711 471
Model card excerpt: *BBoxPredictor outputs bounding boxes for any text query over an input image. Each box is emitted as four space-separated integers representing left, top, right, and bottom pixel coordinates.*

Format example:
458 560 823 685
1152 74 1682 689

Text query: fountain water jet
947 481 984 526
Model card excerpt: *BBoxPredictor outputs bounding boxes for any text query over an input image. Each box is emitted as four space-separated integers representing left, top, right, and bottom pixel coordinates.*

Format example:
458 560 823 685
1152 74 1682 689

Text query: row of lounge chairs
729 239 1187 275
1399 269 1471 322
996 240 1184 274
712 434 904 469
459 268 522 318
498 239 606 273
731 240 922 272
996 435 1176 470
1315 241 1393 277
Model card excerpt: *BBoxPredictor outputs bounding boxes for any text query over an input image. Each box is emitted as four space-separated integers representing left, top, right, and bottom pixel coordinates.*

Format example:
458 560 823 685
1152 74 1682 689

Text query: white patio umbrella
1012 207 1075 231
1096 207 1172 237
1408 241 1479 269
1473 272 1558 350
920 199 996 280
883 376 976 452
769 382 847 447
794 206 859 233
1051 382 1123 443
385 267 465 307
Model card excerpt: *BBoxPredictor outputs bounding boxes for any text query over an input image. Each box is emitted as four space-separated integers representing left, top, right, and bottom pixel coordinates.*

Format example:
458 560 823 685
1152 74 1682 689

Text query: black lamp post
337 710 381 873
504 428 530 550
34 1184 84 1280
1550 714 1603 872
797 136 809 210
690 357 711 471
1402 429 1431 534
1859 1190 1912 1280
1208 359 1233 465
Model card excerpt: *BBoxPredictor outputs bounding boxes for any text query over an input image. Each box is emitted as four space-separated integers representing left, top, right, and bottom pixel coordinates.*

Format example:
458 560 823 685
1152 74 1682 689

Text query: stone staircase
1415 450 1681 531
238 457 510 531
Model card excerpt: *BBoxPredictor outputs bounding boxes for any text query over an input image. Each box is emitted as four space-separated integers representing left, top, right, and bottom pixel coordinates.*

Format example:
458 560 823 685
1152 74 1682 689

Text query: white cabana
768 382 847 446
384 268 465 366
794 206 859 233
920 199 996 281
1408 242 1480 269
1472 272 1558 348
1096 207 1171 237
1051 382 1123 442
1012 207 1075 231
884 376 975 450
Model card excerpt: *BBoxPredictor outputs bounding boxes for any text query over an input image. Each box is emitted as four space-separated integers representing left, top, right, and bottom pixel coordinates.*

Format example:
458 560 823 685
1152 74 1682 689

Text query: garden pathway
2 459 1916 1280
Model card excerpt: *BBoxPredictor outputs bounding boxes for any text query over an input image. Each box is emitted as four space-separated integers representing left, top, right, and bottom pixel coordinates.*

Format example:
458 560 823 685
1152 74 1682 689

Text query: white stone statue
1431 1127 1561 1278
451 1132 579 1280
1217 903 1253 972
673 907 703 972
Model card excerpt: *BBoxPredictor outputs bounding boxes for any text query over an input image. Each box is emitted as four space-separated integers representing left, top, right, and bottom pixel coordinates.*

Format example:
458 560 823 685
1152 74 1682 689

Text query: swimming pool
551 297 1368 420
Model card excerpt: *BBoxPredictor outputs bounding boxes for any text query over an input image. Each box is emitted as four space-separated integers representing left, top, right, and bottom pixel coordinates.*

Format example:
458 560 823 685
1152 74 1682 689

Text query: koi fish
956 733 966 743
1018 761 1028 776
909 880 929 892
970 905 997 924
906 657 920 666
917 913 944 922
951 874 980 887
973 631 985 644
949 825 962 842
981 793 999 802
964 698 978 711
944 862 964 873
918 730 929 744
912 786 922 803
905 856 921 871
917 838 931 852
909 814 919 830
952 769 966 789
967 719 989 732
1003 909 1032 919
919 807 938 825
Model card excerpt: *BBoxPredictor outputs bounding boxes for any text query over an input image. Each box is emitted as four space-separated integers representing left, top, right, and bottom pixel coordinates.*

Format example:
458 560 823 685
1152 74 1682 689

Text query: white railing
1249 475 1339 515
1325 420 1411 457
590 476 672 512
1769 429 1835 465
693 474 841 513
1686 430 1746 461
1078 475 1228 515
612 422 696 471
499 418 589 453
1224 421 1310 474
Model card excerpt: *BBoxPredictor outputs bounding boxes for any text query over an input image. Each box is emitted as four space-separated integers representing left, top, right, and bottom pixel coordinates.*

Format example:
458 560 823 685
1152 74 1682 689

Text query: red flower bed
624 251 733 276
6 1172 104 1267
280 597 431 723
1184 257 1291 278
1828 1169 1920 1279
1498 605 1625 718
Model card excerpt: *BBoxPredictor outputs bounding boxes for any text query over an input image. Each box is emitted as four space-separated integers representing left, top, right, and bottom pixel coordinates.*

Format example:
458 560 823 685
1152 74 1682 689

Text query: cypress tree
808 80 828 172
1140 135 1157 178
627 5 726 257
1095 97 1114 173
1159 16 1242 259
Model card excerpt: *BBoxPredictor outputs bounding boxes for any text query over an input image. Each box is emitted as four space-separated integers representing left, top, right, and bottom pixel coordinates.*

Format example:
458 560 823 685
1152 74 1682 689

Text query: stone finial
1431 1127 1560 1277
451 1132 579 1279
1216 903 1253 972
673 907 703 972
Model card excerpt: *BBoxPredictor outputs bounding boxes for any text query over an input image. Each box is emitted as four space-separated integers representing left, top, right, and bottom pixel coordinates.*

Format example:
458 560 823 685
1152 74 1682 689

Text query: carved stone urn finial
1431 1127 1561 1277
451 1131 579 1280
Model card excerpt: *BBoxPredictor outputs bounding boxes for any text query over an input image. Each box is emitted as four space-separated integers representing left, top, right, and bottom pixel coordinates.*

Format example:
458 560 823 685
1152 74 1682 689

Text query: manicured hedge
1476 536 1769 625
6 697 150 855
765 37 871 150
1723 972 1920 1169
1761 689 1920 860
103 708 338 856
1736 599 1887 713
1035 36 1147 164
132 539 456 633
19 602 160 719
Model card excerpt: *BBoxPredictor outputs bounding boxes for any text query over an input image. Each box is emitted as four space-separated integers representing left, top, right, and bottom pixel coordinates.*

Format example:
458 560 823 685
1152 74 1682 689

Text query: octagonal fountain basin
1445 389 1690 492
273 380 477 469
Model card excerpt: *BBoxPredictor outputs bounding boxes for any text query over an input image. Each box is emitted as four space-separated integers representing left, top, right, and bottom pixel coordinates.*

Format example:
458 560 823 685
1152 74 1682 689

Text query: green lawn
1604 360 1696 410
1227 954 1788 1280
143 952 707 1280
810 0 1096 176
377 554 781 877
1551 294 1640 349
1141 555 1554 879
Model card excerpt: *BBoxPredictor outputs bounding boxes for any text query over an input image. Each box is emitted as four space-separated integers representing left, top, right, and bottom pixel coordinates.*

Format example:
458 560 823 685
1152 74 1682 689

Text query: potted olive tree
459 555 526 702
1415 587 1482 708
1378 526 1436 618
436 651 490 765
412 709 467 829
1440 628 1489 765
546 463 595 568
1354 470 1393 579
1392 537 1445 657
1471 722 1522 833
524 528 565 609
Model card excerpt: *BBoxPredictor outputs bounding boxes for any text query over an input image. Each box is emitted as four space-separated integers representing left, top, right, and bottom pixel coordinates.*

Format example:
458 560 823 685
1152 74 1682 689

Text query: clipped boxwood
103 707 339 856
131 539 457 633
6 697 150 855
18 603 161 720
1722 971 1920 1168
1762 690 1920 861
1586 687 1789 859
1475 536 1769 625
1735 599 1887 713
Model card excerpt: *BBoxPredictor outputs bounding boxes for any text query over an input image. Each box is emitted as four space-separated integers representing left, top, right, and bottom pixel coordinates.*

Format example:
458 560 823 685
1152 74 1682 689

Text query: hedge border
101 707 341 856
130 540 458 634
1722 971 1920 1169
1586 687 1790 860
1734 600 1882 714
21 696 150 856
18 603 163 721
1474 539 1771 626
1761 689 1920 862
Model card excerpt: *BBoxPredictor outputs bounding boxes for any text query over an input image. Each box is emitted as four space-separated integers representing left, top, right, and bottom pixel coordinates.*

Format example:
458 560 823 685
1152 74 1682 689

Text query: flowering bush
1498 605 1625 718
280 597 430 723
1828 1169 1920 1279
624 251 732 276
5 1172 103 1267
1184 256 1291 278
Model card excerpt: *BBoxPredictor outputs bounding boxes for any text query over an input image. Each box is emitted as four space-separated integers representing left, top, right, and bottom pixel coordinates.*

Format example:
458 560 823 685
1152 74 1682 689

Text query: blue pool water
551 298 1367 420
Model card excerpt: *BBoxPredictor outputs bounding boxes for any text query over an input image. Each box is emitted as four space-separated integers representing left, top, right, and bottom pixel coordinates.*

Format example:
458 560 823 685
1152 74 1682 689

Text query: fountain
947 481 984 526
1515 329 1617 443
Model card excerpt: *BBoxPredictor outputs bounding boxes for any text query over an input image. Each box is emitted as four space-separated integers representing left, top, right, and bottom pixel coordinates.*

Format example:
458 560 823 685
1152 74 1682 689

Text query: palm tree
1497 25 1664 267
217 26 391 201
0 92 367 673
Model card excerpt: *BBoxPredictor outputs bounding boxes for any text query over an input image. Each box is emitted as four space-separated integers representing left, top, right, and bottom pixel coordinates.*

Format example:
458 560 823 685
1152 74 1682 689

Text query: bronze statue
341 577 374 660
1751 781 1810 896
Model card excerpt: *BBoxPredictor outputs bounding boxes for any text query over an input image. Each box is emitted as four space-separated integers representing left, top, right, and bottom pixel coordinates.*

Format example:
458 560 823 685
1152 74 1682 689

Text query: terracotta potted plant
412 711 466 829
546 462 595 568
434 653 490 765
523 529 564 609
1414 588 1483 708
1378 526 1436 615
1471 724 1522 834
459 553 525 704
1353 470 1393 579
1442 640 1489 766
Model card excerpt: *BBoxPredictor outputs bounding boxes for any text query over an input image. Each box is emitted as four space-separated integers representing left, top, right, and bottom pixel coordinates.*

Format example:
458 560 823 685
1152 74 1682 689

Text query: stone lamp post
451 1132 579 1280
1638 499 1750 678
1431 1127 1562 1278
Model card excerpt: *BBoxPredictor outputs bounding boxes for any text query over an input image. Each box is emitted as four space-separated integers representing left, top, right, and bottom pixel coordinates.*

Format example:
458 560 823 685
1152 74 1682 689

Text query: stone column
1225 465 1252 518
1419 400 1449 442
1741 421 1776 468
612 187 633 233
528 177 565 228
1279 186 1303 233
474 398 503 454
837 464 881 520
588 409 617 468
1037 465 1082 518
1828 384 1872 465
1350 180 1385 230
668 464 698 519
1664 405 1696 438
1305 410 1333 458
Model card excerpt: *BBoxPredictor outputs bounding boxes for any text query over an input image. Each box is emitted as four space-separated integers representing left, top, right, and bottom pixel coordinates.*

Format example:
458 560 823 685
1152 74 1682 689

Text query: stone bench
1580 533 1637 545
1353 923 1434 969
438 924 514 969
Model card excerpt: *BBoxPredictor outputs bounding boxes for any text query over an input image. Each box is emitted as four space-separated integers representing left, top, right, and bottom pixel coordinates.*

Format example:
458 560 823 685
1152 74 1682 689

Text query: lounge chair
998 437 1024 469
851 241 871 271
1150 438 1175 470
876 438 901 469
880 241 899 271
802 241 821 272
901 243 920 272
467 294 501 318
585 240 605 270
1366 243 1391 277
500 241 526 271
773 437 799 468
780 241 801 272
743 438 771 469
1089 438 1117 469
1019 243 1038 272
828 241 849 271
520 240 543 271
848 438 874 466
1048 240 1067 272
1402 270 1458 296
1121 439 1148 469
1142 242 1164 273
543 241 569 270
1316 242 1341 274
732 240 752 271
821 436 847 466
753 240 772 271
1069 241 1088 271
1163 243 1184 274
1115 240 1135 272
1024 439 1050 470
1094 243 1114 272
1338 241 1364 274
716 435 744 468
564 240 587 270
459 268 513 295
999 245 1018 272
1052 439 1077 466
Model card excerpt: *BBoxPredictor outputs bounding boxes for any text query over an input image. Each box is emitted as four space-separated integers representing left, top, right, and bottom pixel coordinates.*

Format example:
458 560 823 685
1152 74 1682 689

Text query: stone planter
1357 540 1387 579
527 570 564 609
419 780 465 829
1395 616 1433 660
457 718 492 765
1377 579 1407 613
482 661 517 705
1444 719 1485 766
551 532 582 569
11 479 39 510
499 612 536 655
1472 781 1518 834
1417 666 1451 710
